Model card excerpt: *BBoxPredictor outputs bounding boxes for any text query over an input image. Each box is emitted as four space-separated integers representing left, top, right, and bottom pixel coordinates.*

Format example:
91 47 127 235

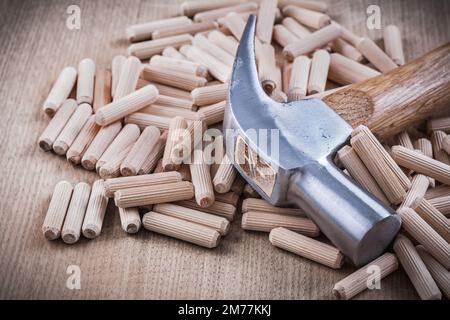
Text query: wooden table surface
0 0 449 300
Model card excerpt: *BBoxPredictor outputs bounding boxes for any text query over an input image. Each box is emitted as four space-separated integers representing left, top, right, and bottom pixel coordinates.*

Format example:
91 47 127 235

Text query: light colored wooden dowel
162 46 187 60
138 131 167 175
61 182 91 244
282 17 311 39
428 117 450 134
113 56 142 101
154 203 230 235
127 34 193 60
152 20 217 40
415 138 434 158
393 235 441 300
207 30 238 55
391 145 450 185
282 63 292 93
141 104 201 121
42 181 73 240
99 145 133 179
143 211 220 248
53 103 92 156
273 24 299 48
93 68 112 113
120 126 160 176
400 174 430 209
111 55 126 99
95 85 159 126
331 38 363 62
256 0 277 44
431 131 450 165
181 0 241 17
282 5 330 29
243 211 320 236
81 121 122 170
190 152 215 207
76 58 95 105
43 67 77 117
192 34 234 67
213 155 237 194
243 184 261 199
39 99 77 151
193 2 257 22
257 43 277 94
82 180 108 239
271 88 288 103
66 115 100 165
126 16 192 42
355 37 397 73
162 116 187 171
214 192 240 207
150 55 207 78
118 207 141 234
283 24 341 61
333 253 398 300
416 245 450 299
288 55 310 101
425 185 450 200
156 95 195 111
351 132 406 204
142 65 206 91
197 101 226 126
397 207 450 269
269 227 343 269
331 21 361 47
172 119 204 161
105 171 181 198
96 124 140 171
124 113 170 131
328 53 380 85
115 181 194 208
279 0 329 13
176 199 236 221
428 196 450 216
337 145 389 205
242 198 305 216
396 131 414 150
191 83 228 107
384 25 405 65
307 49 330 95
180 45 230 83
352 126 411 188
415 199 450 243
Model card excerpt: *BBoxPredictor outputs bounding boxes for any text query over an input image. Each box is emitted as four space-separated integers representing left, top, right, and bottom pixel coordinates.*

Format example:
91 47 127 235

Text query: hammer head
224 15 401 266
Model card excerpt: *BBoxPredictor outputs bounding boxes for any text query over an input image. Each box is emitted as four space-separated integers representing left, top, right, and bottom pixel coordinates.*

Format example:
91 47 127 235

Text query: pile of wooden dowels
38 0 450 299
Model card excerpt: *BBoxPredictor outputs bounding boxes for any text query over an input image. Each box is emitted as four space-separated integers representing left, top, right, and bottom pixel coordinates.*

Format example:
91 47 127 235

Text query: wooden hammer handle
324 43 450 140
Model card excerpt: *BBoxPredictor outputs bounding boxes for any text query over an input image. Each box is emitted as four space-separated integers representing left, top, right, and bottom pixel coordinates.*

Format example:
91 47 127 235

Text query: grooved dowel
197 101 226 126
243 211 320 237
142 65 207 91
119 207 141 234
190 153 215 207
431 131 450 165
115 181 195 208
76 58 96 105
143 211 221 248
96 85 159 126
328 53 380 85
154 203 230 235
82 180 108 239
333 253 399 300
42 181 73 240
66 115 100 165
113 56 142 101
400 174 430 209
282 5 330 29
242 198 305 216
415 199 450 244
43 67 77 117
93 68 112 113
152 20 218 40
176 199 236 221
288 55 310 101
384 25 405 65
111 55 126 98
38 99 77 151
213 155 237 194
138 131 168 175
193 2 257 22
61 182 91 244
53 103 92 155
127 34 193 60
162 116 187 171
257 0 278 44
150 55 207 77
191 83 228 107
126 16 192 42
207 30 238 55
98 145 132 179
273 24 299 48
308 49 330 94
416 245 450 299
393 235 441 300
269 227 343 269
356 37 397 73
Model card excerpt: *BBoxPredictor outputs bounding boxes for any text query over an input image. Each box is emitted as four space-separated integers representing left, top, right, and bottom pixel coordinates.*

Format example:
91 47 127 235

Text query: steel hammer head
224 15 401 266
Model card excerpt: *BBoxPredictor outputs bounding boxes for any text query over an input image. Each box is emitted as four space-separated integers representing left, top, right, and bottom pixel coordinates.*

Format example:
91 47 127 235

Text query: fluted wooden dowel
142 65 207 91
258 43 278 94
256 0 277 43
76 58 96 105
66 115 100 165
431 131 450 165
191 83 228 107
333 253 398 300
113 56 142 101
400 174 430 209
93 68 112 113
111 55 126 98
193 2 257 22
82 180 108 239
192 34 234 67
181 0 241 17
242 198 306 216
393 235 441 300
172 120 204 161
98 145 133 179
143 211 221 248
328 53 380 85
176 199 236 221
273 24 299 48
416 245 450 299
213 155 237 194
384 25 405 65
197 101 226 126
428 117 450 134
190 152 215 207
61 182 91 244
138 131 168 175
124 113 171 131
127 34 193 60
214 192 240 207
154 203 230 235
152 20 218 40
242 211 320 237
415 199 450 245
118 207 141 234
162 116 187 171
150 55 207 77
42 181 73 240
207 30 238 55
43 67 77 117
356 37 397 73
269 227 343 269
282 5 330 29
288 55 310 101
282 17 311 39
331 38 363 62
308 49 330 94
428 196 450 216
126 16 192 42
424 185 450 200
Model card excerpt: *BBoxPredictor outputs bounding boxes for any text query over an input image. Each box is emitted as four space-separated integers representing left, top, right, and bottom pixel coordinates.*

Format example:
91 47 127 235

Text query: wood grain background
0 0 449 299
